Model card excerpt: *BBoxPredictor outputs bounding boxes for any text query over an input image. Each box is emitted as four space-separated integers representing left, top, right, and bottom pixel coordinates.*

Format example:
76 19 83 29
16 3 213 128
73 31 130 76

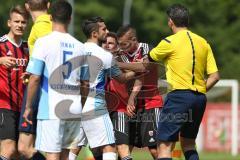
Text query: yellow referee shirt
150 29 218 94
28 14 52 56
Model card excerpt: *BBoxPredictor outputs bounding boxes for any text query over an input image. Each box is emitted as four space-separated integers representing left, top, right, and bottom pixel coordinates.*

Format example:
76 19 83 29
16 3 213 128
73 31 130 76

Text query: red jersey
124 43 163 110
0 35 29 112
105 78 129 112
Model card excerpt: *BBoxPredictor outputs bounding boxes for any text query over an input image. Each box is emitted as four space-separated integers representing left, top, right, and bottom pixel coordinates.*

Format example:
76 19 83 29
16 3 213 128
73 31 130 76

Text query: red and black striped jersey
0 35 29 112
121 43 163 109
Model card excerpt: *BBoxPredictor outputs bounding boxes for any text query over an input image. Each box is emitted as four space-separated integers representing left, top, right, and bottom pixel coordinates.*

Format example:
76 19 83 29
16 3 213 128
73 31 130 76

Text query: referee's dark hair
82 16 105 39
50 0 72 24
166 4 189 27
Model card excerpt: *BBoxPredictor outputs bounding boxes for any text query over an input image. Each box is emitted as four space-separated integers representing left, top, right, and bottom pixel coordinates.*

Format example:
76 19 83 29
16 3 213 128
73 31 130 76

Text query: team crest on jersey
149 131 154 136
7 50 13 56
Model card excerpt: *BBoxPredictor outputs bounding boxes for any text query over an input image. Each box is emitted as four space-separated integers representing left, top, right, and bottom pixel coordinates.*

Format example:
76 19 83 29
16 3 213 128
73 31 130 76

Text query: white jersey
27 31 86 120
83 42 121 117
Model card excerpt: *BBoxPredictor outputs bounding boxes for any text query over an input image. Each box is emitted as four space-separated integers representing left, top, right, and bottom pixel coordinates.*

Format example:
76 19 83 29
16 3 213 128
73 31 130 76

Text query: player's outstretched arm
116 61 146 72
113 71 136 83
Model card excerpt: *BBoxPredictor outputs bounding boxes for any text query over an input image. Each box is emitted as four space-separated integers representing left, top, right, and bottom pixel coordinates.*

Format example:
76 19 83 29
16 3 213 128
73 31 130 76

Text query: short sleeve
26 39 45 75
141 43 150 58
79 64 89 81
28 21 52 56
106 58 122 78
206 43 218 74
149 39 174 62
28 25 37 56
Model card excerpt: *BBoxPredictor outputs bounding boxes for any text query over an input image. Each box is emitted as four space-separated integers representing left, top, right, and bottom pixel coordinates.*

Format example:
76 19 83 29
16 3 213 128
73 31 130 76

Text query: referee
148 4 220 160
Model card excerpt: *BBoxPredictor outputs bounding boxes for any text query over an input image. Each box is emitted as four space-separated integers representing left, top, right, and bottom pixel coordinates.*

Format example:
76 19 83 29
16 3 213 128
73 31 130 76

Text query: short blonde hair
9 5 29 20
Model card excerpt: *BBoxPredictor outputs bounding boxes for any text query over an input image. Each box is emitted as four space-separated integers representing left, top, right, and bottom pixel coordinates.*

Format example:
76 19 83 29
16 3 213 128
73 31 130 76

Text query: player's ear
168 18 174 27
7 19 11 28
92 31 98 39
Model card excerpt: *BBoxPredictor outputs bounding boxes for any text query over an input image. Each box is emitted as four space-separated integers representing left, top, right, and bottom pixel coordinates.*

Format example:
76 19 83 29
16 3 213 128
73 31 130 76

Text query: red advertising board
202 103 240 152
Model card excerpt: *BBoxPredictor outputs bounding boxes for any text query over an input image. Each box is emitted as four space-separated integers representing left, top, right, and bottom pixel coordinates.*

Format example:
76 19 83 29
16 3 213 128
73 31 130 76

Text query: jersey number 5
62 51 73 79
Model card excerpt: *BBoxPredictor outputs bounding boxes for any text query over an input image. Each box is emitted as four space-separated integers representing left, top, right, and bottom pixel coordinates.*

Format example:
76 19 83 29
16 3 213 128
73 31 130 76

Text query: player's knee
91 147 102 157
157 141 173 157
116 144 130 158
18 143 31 158
1 146 17 158
102 144 116 153
148 147 158 159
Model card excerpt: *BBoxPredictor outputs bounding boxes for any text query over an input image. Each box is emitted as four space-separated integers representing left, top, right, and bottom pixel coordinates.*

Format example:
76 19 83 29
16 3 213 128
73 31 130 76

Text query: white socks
103 152 117 160
68 151 78 160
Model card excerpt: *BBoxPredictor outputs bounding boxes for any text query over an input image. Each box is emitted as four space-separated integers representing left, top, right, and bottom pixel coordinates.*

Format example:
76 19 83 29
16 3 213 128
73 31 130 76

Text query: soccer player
116 25 163 159
148 4 220 160
0 5 29 160
102 32 133 160
18 0 52 159
81 16 135 160
101 32 120 54
23 1 86 159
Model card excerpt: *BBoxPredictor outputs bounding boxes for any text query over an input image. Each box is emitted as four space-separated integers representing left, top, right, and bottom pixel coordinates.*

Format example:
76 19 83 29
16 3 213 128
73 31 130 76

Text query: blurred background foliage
0 0 239 80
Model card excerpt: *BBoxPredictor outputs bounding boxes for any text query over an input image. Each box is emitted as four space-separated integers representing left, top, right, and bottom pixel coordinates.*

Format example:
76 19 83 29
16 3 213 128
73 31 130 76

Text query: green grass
77 147 240 160
199 152 240 160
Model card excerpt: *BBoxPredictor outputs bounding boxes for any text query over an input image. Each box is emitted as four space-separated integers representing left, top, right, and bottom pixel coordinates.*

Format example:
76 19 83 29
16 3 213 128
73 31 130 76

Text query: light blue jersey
83 42 121 116
27 31 86 119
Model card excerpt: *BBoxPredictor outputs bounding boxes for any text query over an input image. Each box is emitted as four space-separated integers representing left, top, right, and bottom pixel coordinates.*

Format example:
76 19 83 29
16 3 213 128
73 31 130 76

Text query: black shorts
110 108 161 148
0 109 20 141
110 112 130 145
157 90 207 142
18 88 39 134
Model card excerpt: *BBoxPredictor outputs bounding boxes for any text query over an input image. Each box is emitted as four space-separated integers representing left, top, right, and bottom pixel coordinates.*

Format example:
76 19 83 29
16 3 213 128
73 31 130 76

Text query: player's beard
98 36 106 46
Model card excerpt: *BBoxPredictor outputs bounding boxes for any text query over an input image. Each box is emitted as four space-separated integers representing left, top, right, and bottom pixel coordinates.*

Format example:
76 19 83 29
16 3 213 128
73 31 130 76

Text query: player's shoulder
140 42 151 51
163 34 174 43
189 31 209 46
0 35 8 43
84 42 113 58
22 40 28 47
69 35 84 46
84 42 101 52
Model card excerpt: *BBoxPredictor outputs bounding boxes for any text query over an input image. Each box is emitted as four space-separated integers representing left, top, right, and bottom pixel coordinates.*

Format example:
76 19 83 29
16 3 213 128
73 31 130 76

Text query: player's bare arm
80 80 89 107
23 75 41 125
206 71 220 91
116 61 146 72
113 71 136 83
127 78 143 117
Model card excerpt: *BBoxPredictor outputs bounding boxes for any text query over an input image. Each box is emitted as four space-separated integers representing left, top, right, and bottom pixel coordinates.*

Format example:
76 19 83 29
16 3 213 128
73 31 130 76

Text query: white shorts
81 113 115 148
35 119 85 153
